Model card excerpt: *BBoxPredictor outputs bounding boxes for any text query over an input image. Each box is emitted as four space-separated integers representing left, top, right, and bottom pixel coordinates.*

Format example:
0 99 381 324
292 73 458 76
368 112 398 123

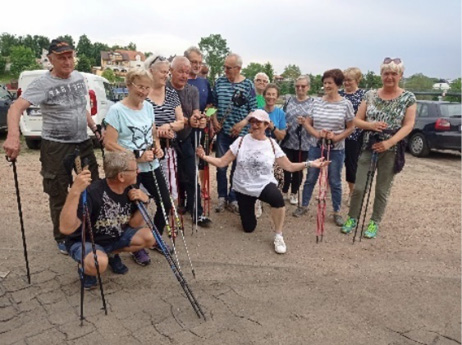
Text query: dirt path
0 136 460 345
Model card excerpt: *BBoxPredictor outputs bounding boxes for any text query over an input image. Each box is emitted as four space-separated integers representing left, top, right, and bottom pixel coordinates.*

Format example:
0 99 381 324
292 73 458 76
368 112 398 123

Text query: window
417 103 429 117
440 104 461 117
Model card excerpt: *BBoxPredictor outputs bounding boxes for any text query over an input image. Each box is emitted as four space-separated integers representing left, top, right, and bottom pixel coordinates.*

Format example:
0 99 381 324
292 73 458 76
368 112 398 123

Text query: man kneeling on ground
60 151 155 289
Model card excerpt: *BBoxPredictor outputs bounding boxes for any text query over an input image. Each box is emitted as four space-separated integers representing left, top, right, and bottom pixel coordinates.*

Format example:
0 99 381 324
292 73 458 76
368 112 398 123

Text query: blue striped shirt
212 76 257 136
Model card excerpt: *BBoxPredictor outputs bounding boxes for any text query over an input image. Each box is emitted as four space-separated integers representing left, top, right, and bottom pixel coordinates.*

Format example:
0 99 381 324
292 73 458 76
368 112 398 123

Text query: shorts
68 226 139 263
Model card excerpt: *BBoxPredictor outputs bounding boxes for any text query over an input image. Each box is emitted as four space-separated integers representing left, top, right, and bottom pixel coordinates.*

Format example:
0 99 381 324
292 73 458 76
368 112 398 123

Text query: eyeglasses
190 60 203 66
123 168 138 174
249 119 264 125
383 57 402 64
224 65 238 71
149 55 166 67
295 85 308 89
131 83 151 92
255 79 268 83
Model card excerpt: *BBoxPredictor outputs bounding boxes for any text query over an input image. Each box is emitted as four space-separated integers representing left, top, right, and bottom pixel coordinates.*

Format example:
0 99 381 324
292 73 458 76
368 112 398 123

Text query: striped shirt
146 86 181 127
212 76 257 136
308 98 355 150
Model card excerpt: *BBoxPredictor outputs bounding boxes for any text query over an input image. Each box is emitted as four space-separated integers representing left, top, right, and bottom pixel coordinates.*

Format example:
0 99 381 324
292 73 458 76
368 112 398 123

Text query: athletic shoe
292 206 308 218
57 241 68 255
274 235 287 254
282 192 289 201
333 213 344 227
150 243 174 255
255 200 262 218
227 201 239 214
130 249 151 267
289 194 298 205
341 216 357 234
364 220 379 239
109 254 129 274
196 215 212 227
215 197 226 213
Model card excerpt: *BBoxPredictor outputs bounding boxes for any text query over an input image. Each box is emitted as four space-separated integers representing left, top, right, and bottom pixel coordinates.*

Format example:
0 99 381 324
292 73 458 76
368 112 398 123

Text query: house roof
101 50 146 62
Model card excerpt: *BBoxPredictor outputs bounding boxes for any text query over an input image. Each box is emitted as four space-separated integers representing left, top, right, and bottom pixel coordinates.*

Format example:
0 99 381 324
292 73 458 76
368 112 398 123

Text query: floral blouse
339 88 365 141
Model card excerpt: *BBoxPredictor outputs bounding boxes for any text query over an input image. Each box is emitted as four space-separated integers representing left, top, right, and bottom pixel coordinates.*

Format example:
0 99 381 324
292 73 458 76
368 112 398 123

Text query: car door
0 87 13 131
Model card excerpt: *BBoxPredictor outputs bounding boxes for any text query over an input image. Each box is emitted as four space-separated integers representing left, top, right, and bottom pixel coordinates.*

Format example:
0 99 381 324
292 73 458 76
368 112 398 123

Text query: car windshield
440 103 461 117
103 82 115 100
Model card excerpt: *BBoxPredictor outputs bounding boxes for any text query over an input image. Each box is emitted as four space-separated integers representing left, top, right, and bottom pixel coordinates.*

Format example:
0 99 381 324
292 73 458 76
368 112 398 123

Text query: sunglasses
150 56 166 67
249 119 264 125
383 57 402 64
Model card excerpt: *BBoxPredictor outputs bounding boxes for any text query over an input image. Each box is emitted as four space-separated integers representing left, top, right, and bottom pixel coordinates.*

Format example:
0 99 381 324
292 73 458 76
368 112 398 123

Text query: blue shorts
68 226 139 263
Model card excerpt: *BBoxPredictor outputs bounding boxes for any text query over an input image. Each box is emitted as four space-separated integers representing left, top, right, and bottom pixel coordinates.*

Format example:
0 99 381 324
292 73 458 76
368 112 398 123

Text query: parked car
17 70 114 149
0 86 14 132
408 100 461 157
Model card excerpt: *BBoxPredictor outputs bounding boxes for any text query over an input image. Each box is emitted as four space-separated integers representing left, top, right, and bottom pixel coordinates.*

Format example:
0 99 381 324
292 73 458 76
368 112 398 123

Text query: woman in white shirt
196 110 328 254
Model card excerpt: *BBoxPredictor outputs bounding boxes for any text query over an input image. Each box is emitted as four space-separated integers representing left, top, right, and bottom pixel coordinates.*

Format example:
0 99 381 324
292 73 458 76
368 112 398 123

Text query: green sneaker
364 220 379 239
341 216 357 234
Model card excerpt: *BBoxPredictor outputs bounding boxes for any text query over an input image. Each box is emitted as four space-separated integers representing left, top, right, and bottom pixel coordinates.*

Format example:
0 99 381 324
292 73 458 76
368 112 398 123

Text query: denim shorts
68 226 139 263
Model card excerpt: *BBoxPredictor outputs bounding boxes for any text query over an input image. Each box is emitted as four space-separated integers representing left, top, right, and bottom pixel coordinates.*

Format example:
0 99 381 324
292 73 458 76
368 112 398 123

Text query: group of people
3 37 416 289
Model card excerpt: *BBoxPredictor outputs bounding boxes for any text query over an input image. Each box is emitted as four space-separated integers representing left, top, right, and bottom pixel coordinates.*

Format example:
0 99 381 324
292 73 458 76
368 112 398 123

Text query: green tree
403 73 434 91
56 35 75 49
92 42 110 67
145 52 153 58
75 54 93 73
281 64 301 80
10 46 41 78
127 42 137 51
102 68 116 83
360 71 382 90
242 62 265 81
0 33 20 56
77 34 93 58
309 74 323 95
263 62 274 82
446 78 461 102
0 56 6 74
198 34 230 85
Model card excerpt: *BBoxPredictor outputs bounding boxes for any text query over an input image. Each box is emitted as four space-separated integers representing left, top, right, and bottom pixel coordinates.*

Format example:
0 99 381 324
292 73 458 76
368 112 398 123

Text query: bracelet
305 161 312 168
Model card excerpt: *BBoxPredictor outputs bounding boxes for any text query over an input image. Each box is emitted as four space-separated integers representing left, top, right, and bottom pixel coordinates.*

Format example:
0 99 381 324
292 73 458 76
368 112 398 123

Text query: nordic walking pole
5 156 31 284
352 151 378 243
297 124 302 208
134 197 206 319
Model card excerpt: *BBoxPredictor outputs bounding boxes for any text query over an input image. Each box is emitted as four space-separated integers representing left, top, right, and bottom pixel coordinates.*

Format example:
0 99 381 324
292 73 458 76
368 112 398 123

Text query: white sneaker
255 200 262 218
274 235 287 254
215 197 226 213
227 200 240 214
282 193 289 201
289 194 298 205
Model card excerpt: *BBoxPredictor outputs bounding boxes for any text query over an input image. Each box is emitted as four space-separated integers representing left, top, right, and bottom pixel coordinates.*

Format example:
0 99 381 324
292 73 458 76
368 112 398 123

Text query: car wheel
25 138 41 150
409 133 430 157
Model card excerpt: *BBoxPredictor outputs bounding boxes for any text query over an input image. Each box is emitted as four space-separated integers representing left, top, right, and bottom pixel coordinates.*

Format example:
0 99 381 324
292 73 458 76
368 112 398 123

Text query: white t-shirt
229 134 286 197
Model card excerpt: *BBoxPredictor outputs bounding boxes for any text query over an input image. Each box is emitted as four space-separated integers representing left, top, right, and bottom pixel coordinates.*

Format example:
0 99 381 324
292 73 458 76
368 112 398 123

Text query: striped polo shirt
212 76 257 136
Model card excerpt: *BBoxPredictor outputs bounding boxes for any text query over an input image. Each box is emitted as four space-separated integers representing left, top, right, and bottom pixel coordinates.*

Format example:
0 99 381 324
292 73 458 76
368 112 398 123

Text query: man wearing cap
3 38 100 255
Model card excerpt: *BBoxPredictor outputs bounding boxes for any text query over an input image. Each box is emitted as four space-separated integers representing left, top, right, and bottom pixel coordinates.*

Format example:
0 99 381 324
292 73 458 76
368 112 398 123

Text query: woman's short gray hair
296 75 311 85
125 68 152 85
144 54 170 71
254 72 269 82
104 151 136 179
380 59 405 75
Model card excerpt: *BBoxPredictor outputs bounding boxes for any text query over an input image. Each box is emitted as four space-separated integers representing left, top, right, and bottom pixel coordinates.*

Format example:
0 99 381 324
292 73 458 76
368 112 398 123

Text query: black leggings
235 183 285 233
137 168 172 235
282 147 308 194
345 138 362 184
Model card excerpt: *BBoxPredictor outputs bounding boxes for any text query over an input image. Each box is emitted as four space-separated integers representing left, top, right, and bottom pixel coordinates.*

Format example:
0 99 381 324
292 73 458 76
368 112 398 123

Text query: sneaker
227 201 239 214
255 200 262 218
109 254 129 273
289 194 298 205
196 215 212 227
274 235 287 254
292 206 308 218
282 193 289 201
57 241 68 255
215 197 226 213
333 213 344 227
150 243 174 255
130 249 151 267
364 220 379 239
341 216 357 234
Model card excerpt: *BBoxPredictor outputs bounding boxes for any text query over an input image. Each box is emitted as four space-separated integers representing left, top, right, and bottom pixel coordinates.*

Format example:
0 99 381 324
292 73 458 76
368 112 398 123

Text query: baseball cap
48 39 74 55
248 109 270 123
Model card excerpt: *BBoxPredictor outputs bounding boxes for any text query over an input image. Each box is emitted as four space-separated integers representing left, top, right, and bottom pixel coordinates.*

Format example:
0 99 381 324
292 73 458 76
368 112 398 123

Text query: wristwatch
305 161 312 168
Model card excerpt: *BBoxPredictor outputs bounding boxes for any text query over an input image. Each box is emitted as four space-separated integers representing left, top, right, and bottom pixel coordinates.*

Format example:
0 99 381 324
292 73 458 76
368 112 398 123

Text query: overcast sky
4 0 461 79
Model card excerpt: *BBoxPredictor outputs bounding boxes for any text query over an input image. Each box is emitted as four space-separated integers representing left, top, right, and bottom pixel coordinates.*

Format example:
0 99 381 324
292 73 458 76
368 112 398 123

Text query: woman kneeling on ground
196 109 328 254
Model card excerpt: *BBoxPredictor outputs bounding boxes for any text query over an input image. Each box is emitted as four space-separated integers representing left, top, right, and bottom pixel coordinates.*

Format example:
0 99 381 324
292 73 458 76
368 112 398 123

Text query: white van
18 70 114 149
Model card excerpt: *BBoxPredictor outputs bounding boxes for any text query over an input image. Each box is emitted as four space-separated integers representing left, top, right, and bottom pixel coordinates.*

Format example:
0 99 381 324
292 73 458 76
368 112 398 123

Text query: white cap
248 109 270 123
